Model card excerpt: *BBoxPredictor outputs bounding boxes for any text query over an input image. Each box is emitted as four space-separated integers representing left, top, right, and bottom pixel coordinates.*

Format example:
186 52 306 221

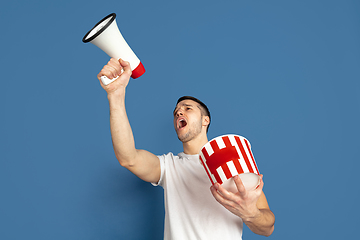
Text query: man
97 58 275 239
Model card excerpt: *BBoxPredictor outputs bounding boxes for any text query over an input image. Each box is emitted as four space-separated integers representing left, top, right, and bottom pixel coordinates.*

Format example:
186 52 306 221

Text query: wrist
242 209 262 223
107 88 126 111
107 87 126 101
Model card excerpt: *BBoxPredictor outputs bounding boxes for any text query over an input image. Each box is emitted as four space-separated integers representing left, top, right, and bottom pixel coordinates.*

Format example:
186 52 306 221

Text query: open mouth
178 118 187 129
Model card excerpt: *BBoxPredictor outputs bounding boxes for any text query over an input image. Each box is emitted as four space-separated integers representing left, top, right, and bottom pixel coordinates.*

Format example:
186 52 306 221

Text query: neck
182 132 208 155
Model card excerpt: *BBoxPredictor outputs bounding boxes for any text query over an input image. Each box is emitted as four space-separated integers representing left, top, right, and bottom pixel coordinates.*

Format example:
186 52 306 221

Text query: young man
97 58 275 239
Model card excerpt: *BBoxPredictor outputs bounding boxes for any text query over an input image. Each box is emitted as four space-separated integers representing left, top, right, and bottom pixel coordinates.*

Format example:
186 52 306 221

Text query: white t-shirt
153 152 243 240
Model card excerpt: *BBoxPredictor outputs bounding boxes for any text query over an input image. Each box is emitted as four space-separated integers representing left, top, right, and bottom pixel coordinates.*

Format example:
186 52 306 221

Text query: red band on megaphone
131 62 145 79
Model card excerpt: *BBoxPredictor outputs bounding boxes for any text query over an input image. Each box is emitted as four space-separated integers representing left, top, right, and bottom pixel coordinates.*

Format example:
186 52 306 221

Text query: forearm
107 89 137 166
242 208 275 237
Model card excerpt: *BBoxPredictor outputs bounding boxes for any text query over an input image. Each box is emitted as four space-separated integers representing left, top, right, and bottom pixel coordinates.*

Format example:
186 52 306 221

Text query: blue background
1 0 359 239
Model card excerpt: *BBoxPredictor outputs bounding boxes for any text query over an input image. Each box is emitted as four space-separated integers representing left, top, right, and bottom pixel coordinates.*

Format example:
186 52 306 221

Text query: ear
202 115 210 128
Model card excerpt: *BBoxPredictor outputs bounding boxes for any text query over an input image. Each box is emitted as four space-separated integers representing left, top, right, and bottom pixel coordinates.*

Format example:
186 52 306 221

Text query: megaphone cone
83 13 145 85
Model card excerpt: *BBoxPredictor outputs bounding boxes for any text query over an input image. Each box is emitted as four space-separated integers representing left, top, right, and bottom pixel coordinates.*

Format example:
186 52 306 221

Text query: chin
177 132 190 143
177 135 188 143
178 132 199 143
176 124 202 143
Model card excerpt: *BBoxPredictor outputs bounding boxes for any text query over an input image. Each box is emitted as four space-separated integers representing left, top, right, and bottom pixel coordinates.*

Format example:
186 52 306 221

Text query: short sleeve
151 153 167 187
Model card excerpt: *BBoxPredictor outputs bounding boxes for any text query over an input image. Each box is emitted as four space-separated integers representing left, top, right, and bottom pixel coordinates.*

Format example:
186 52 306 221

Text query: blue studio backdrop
1 0 359 239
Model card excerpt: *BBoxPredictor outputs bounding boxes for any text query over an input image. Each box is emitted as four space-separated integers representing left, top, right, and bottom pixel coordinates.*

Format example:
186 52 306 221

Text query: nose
175 109 183 117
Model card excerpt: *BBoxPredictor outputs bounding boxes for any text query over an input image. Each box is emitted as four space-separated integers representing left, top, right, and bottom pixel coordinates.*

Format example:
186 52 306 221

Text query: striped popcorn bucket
199 134 260 192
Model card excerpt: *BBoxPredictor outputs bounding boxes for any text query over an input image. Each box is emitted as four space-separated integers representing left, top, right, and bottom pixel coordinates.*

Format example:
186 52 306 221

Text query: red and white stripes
199 134 259 185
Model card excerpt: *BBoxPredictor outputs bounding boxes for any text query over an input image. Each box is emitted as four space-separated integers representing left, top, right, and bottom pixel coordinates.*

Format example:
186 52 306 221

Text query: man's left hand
210 174 264 221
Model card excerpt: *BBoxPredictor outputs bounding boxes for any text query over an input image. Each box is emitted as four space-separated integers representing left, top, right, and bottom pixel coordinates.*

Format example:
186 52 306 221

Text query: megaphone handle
100 69 124 85
100 75 119 85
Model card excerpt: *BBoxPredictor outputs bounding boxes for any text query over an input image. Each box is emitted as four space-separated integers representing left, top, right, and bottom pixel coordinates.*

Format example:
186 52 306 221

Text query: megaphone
82 13 145 85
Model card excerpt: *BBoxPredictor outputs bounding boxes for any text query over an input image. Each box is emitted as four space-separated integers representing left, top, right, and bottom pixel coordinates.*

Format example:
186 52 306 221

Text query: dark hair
176 96 211 132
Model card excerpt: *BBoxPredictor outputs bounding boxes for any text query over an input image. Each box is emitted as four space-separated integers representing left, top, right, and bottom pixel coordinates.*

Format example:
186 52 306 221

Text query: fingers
234 174 264 195
211 183 239 203
233 175 246 197
97 58 129 80
255 174 264 192
119 58 132 74
212 175 264 203
210 183 234 206
97 64 114 80
210 175 266 219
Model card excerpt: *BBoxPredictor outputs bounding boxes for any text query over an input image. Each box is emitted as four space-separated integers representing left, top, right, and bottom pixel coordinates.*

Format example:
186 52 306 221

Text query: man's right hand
97 58 132 95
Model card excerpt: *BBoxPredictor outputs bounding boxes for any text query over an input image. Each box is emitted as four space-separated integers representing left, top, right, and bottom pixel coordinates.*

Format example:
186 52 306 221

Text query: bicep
126 149 161 183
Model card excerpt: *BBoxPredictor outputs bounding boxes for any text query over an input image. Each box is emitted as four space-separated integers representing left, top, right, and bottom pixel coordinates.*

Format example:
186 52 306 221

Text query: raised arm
98 58 161 183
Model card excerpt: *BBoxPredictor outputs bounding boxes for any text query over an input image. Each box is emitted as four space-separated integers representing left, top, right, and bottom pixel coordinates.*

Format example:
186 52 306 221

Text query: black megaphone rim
82 13 116 43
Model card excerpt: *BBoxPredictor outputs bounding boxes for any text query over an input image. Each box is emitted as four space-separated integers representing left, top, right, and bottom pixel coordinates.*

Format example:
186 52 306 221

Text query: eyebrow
173 103 194 115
